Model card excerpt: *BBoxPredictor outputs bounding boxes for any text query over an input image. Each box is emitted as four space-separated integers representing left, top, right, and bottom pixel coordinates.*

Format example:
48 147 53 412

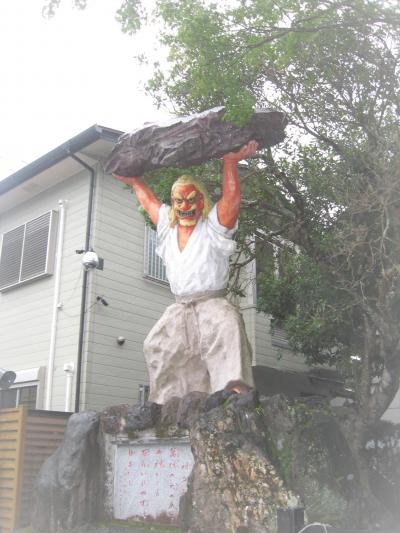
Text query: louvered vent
0 225 25 289
21 213 51 281
144 225 168 283
0 210 58 291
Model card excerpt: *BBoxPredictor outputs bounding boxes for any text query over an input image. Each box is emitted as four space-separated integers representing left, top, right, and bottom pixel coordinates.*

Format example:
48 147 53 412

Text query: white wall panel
83 169 174 410
0 170 90 410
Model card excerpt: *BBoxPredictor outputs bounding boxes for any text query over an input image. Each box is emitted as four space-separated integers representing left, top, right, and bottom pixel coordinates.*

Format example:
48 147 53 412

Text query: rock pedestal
177 390 298 533
31 391 299 533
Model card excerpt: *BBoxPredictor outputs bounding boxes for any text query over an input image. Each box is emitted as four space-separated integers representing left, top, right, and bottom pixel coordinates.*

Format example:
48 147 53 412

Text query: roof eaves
0 124 123 196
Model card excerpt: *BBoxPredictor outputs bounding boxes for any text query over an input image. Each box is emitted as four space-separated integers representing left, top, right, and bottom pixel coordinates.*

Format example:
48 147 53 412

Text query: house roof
0 125 122 196
0 125 123 212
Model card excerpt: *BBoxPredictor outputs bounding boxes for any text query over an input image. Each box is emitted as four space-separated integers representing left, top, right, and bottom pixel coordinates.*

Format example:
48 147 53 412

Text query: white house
0 124 363 414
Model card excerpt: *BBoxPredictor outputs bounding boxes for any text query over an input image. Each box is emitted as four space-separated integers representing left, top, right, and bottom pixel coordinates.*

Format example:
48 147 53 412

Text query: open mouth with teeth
178 209 196 218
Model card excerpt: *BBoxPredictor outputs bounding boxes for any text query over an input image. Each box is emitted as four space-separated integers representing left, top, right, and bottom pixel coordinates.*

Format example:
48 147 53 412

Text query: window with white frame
144 225 168 284
0 210 58 291
0 368 43 409
0 385 38 409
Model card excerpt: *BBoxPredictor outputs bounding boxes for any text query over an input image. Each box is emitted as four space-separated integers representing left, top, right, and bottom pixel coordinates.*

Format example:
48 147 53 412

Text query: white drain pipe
63 362 75 412
45 199 66 410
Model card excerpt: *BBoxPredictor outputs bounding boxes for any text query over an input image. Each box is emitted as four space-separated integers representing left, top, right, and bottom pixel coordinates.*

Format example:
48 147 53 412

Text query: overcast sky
0 0 171 180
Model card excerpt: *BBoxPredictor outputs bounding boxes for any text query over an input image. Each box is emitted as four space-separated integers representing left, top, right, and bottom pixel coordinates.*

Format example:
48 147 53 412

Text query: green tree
46 0 400 525
128 1 400 524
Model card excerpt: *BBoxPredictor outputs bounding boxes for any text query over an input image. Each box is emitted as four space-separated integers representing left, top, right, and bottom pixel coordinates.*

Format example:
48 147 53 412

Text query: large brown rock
104 107 287 176
180 390 299 533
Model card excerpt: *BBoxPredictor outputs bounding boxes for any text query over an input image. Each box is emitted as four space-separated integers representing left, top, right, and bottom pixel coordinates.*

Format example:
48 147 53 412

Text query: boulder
126 401 162 432
100 404 128 434
176 391 208 429
104 107 287 176
31 411 102 532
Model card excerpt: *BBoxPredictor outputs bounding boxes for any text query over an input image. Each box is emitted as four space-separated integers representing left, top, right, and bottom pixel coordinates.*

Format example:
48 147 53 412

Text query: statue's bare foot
226 380 253 394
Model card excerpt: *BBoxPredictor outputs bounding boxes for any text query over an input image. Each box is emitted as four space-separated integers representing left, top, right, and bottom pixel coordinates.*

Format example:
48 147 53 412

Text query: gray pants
144 293 254 404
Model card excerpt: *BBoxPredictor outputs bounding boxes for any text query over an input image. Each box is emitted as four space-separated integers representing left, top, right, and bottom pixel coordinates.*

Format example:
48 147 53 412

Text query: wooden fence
0 407 26 533
0 407 70 533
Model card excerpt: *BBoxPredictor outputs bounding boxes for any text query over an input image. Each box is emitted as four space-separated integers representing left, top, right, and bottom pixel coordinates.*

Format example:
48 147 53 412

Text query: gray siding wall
0 170 90 411
242 304 308 372
253 309 308 372
83 168 174 410
239 262 308 372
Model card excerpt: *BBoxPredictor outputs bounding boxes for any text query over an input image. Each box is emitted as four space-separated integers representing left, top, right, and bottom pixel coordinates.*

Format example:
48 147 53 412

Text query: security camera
0 369 16 389
82 251 99 268
82 251 104 270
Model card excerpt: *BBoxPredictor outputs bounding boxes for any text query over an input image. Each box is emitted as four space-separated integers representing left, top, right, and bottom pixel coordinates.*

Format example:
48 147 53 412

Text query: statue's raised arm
218 140 258 229
113 175 161 225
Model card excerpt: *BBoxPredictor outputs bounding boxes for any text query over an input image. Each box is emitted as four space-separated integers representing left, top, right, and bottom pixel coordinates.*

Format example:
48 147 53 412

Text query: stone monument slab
114 439 194 524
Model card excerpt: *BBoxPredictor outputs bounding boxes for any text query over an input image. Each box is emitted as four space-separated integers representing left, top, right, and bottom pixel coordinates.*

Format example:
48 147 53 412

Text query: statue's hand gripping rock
113 141 258 404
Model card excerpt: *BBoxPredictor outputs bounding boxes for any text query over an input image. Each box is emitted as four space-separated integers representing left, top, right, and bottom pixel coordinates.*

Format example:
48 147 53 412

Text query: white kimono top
156 204 237 296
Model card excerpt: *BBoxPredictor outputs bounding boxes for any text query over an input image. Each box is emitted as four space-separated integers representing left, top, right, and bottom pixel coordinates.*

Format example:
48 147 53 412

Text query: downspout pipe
45 199 66 410
68 152 96 413
63 362 75 412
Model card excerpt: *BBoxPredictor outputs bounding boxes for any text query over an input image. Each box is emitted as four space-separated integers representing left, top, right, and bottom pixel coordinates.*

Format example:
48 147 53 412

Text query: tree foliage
141 0 400 417
122 0 400 523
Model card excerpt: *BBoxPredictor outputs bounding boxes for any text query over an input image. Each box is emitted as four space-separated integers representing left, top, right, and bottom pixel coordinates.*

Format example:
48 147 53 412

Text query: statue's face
172 184 204 227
